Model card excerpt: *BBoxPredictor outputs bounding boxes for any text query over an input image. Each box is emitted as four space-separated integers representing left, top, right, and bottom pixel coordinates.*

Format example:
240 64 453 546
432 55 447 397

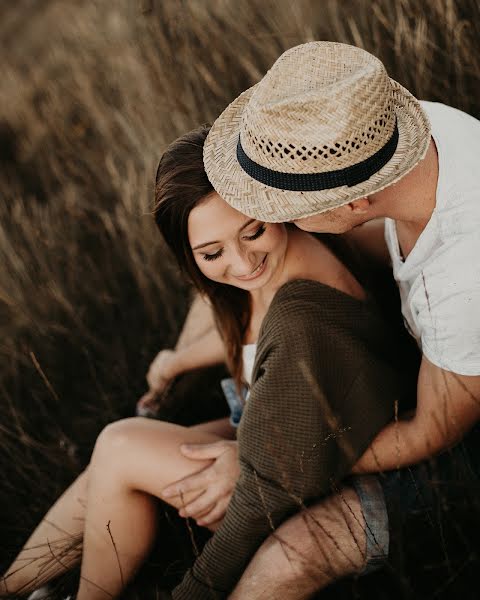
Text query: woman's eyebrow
192 218 257 251
239 218 256 232
192 239 220 250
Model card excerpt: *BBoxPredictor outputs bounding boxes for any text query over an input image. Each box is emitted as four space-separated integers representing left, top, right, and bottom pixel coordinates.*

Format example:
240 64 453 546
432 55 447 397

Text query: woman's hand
146 349 179 393
162 440 240 527
136 349 180 415
136 389 161 416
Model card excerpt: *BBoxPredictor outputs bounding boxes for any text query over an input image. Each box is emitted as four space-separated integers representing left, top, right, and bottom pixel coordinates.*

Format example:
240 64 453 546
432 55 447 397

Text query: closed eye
244 225 266 241
202 249 223 261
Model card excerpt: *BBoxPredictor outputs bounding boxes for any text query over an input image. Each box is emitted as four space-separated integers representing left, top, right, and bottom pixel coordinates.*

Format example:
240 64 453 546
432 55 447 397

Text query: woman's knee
90 417 186 477
93 417 133 454
91 417 155 467
93 417 170 452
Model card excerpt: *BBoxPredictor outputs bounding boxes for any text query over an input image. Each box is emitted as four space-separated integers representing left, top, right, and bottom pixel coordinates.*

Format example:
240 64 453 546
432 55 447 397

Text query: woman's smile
233 255 267 281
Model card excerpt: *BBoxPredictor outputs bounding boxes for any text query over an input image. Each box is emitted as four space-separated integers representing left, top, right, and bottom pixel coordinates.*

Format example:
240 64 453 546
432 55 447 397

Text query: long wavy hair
154 125 250 389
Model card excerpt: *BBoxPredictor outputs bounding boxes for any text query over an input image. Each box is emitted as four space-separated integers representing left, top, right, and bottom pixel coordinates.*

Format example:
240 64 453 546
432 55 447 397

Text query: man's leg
230 486 370 600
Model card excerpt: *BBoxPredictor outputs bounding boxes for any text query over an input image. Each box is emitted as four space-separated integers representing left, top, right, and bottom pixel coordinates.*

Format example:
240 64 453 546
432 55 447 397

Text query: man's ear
348 197 371 214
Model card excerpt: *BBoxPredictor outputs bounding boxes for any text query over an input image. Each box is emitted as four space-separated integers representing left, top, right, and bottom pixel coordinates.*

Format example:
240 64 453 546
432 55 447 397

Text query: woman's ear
348 197 371 214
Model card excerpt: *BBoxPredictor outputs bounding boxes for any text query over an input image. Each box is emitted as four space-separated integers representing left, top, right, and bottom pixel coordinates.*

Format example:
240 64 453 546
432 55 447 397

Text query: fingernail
162 488 173 498
181 444 191 452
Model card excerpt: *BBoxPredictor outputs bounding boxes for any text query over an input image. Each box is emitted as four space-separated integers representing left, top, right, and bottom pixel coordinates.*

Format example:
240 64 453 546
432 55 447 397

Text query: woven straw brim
204 79 431 222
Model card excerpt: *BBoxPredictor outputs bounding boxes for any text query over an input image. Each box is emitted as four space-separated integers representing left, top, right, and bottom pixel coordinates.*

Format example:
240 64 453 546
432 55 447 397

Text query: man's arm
354 356 480 472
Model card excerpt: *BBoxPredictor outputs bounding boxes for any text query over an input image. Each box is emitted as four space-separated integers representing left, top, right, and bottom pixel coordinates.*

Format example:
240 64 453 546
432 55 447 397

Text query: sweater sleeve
172 281 407 599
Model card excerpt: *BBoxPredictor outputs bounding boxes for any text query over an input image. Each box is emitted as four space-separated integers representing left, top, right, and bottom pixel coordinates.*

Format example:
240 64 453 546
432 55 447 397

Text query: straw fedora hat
204 41 431 222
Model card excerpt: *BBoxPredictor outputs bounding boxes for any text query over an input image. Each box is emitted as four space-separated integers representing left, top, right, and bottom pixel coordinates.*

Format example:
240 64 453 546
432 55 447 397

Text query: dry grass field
1 1 479 598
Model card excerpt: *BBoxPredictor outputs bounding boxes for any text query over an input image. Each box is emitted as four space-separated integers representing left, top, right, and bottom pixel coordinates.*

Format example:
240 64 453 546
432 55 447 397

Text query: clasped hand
137 349 178 414
162 439 240 528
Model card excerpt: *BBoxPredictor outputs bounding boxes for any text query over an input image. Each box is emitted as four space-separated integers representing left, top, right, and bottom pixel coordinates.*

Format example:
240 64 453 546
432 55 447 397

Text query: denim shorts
353 425 480 574
350 474 390 574
221 378 248 428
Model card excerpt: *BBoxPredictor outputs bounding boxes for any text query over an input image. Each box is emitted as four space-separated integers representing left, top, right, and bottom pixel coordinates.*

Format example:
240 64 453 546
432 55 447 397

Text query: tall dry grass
1 0 479 598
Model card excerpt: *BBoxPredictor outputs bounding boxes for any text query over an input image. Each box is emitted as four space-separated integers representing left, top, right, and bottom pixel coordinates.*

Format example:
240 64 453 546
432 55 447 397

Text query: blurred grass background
1 0 479 598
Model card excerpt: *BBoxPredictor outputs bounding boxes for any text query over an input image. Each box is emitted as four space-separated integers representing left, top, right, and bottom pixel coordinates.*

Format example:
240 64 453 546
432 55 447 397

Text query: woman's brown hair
154 125 249 390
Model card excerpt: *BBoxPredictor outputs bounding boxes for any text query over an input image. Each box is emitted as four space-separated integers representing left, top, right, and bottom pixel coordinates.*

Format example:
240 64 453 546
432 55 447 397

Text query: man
158 42 480 598
205 40 480 471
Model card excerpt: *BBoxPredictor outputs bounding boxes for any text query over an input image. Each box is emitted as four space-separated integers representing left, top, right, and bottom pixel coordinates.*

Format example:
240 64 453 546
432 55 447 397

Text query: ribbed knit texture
172 279 416 599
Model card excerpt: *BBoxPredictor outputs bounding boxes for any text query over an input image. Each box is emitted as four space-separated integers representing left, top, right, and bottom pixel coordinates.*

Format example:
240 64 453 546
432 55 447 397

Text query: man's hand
162 440 240 526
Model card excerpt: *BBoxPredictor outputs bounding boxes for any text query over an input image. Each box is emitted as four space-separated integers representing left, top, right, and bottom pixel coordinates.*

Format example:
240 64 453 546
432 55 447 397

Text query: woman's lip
234 256 267 281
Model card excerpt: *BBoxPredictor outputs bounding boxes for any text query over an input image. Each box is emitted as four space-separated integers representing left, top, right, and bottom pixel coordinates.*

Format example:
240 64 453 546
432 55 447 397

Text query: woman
1 125 415 599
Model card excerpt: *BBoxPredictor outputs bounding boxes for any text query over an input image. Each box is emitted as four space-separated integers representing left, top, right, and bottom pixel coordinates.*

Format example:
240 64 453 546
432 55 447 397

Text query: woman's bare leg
1 417 230 598
0 470 88 596
76 417 225 600
190 416 236 438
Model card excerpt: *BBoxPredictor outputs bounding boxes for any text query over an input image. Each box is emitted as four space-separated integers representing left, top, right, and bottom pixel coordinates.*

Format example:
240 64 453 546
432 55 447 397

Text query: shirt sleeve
172 283 406 599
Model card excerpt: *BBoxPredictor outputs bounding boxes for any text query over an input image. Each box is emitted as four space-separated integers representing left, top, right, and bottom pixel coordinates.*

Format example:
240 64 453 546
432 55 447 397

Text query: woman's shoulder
284 229 366 302
262 279 368 339
257 278 394 366
270 278 366 312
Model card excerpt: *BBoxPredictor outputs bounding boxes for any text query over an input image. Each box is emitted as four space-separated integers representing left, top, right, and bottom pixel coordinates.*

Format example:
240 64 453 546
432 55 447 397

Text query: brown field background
1 1 479 598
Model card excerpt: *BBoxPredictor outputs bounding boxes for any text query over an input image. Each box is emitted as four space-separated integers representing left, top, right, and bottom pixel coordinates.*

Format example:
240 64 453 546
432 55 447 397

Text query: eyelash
202 225 266 261
245 225 266 241
203 250 223 262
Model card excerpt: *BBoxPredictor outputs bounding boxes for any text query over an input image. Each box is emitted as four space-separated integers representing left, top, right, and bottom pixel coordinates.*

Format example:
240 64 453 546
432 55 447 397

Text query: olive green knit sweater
172 279 416 599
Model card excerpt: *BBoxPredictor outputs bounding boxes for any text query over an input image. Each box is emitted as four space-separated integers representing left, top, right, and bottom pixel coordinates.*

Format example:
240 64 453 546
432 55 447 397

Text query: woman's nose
230 247 255 275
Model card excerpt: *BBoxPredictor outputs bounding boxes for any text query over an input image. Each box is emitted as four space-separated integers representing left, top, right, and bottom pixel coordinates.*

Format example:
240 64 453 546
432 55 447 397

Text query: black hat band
236 120 399 192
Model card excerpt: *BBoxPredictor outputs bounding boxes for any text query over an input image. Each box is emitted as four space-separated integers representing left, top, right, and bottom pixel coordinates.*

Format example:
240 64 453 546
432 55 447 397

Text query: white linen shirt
385 101 480 375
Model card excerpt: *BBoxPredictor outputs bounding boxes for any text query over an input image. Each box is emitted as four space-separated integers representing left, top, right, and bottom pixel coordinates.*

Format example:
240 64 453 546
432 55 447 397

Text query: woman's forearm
172 326 226 377
176 293 216 350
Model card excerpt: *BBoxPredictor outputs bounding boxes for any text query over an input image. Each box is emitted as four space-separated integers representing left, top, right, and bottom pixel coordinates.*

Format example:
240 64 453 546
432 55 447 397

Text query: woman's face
188 192 288 292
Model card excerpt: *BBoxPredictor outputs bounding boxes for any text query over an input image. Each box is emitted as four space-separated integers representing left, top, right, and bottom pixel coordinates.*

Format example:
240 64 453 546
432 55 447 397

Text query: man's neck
372 138 439 258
